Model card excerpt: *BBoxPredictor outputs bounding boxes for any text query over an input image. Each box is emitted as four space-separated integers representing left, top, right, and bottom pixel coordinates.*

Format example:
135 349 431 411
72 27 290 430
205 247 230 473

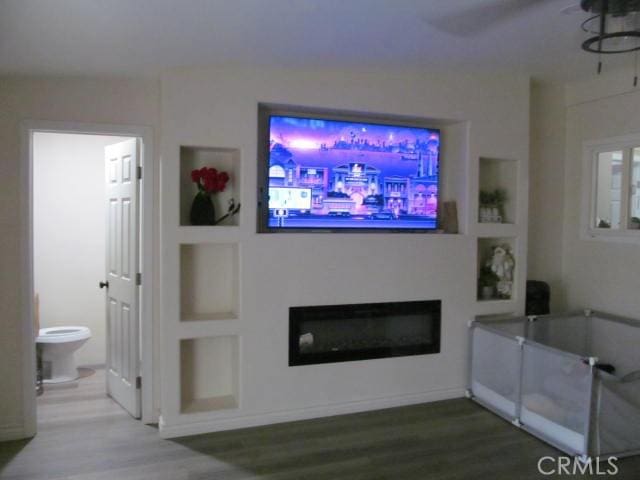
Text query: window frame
582 134 640 244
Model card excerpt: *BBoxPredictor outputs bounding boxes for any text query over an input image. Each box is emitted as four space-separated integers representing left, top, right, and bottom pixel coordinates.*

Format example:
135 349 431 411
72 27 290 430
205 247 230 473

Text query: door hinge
136 376 142 389
137 166 142 180
136 272 142 286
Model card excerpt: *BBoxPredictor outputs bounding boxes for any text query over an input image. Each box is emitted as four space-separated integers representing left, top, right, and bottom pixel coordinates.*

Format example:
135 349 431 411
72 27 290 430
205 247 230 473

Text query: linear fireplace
289 300 441 366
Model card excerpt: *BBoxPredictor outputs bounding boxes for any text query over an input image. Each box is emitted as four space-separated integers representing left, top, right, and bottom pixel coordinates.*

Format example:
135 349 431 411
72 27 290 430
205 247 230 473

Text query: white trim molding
158 386 465 439
581 133 640 245
19 120 157 437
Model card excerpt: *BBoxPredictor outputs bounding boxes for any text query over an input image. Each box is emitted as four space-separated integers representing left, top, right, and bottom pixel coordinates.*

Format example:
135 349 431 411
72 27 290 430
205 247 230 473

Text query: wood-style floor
1 368 639 479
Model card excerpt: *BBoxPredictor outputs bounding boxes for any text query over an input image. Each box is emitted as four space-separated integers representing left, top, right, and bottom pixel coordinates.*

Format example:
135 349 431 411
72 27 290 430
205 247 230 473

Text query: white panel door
104 138 141 418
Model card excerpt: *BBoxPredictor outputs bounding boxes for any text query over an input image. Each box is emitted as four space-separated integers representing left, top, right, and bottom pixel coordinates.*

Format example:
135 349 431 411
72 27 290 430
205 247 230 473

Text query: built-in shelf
474 300 519 318
478 157 517 225
178 318 239 340
180 336 239 414
181 312 238 323
181 395 238 414
180 146 241 227
173 146 243 424
476 223 517 238
477 236 516 302
180 243 239 321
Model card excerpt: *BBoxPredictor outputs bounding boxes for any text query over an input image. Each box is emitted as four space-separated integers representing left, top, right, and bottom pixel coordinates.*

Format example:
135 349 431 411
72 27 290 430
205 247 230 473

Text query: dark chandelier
581 0 640 82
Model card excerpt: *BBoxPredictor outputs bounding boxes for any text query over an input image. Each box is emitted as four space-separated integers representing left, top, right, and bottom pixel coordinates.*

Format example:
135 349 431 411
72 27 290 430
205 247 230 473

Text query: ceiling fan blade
423 0 556 37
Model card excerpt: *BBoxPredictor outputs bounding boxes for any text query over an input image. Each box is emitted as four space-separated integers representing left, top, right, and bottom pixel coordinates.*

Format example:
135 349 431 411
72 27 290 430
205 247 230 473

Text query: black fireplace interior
289 300 441 366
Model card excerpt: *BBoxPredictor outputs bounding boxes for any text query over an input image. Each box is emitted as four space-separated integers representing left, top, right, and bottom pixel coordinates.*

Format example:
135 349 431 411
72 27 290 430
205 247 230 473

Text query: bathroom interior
33 132 134 422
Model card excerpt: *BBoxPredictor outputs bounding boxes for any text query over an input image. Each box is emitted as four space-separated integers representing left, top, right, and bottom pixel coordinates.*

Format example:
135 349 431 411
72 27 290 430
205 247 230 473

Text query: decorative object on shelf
479 189 506 223
580 0 640 83
441 201 459 234
189 167 241 225
478 265 500 300
486 244 515 299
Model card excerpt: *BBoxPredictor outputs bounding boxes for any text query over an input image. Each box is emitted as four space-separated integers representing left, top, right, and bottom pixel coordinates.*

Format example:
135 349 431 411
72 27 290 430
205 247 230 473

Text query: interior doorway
21 121 155 436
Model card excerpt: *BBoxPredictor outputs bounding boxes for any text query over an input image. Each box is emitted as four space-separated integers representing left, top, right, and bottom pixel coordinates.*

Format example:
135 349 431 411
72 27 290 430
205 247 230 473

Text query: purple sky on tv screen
266 115 440 230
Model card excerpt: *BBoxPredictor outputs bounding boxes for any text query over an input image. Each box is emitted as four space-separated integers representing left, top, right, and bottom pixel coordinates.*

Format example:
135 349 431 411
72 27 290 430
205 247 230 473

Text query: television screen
259 113 440 232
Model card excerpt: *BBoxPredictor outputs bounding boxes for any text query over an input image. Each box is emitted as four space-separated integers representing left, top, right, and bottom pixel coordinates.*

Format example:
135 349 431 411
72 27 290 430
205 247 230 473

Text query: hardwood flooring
1 369 639 479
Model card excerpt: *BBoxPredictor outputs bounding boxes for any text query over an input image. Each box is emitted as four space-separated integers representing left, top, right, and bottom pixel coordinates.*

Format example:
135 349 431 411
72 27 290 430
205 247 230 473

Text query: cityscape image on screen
266 115 440 230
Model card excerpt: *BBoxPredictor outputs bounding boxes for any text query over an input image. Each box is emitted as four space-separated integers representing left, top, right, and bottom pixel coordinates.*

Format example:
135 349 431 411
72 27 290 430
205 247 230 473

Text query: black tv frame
257 103 442 233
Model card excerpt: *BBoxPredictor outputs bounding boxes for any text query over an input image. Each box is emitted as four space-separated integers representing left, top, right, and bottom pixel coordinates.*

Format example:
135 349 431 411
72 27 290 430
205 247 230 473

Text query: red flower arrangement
191 167 230 194
189 166 240 225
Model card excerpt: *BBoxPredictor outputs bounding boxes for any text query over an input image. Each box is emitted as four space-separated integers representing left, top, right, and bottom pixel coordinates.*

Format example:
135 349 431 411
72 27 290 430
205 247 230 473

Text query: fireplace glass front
289 300 441 366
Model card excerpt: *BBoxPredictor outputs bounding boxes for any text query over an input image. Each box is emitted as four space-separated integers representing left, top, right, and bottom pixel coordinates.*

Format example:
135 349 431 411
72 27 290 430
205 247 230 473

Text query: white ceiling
0 0 622 81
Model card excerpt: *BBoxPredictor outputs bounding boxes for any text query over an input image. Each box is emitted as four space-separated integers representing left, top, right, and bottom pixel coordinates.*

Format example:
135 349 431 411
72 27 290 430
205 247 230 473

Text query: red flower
193 166 230 194
202 169 214 192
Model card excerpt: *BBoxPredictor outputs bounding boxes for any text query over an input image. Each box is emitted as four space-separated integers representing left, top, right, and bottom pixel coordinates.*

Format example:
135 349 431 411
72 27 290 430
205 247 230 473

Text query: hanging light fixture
581 0 640 83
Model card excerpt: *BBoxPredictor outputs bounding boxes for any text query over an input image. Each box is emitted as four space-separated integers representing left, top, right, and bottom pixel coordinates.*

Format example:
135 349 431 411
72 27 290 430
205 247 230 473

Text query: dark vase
190 193 216 225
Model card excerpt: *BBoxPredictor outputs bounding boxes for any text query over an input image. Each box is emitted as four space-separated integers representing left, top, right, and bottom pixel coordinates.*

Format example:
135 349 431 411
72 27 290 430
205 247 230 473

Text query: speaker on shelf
526 280 550 316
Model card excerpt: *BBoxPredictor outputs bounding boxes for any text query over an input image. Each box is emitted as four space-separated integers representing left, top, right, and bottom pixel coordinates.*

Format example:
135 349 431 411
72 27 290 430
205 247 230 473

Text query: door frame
20 120 156 434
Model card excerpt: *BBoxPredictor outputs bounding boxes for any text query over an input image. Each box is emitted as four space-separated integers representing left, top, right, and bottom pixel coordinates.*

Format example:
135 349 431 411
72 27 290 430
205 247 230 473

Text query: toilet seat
37 326 91 344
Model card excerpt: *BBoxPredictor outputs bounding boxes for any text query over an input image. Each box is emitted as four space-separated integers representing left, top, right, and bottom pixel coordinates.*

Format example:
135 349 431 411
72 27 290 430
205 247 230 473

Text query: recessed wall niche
180 243 239 321
477 236 517 302
180 335 239 413
478 157 517 224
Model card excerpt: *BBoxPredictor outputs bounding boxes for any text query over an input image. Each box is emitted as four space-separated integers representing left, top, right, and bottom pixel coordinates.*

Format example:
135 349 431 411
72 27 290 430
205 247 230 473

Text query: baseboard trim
0 423 29 442
159 386 465 439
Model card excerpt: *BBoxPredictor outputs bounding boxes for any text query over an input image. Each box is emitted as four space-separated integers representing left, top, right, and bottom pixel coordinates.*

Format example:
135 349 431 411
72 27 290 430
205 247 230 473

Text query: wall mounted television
257 105 441 233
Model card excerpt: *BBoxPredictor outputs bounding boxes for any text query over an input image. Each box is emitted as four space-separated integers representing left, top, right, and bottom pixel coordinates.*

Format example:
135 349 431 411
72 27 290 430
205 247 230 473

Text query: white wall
33 132 129 366
561 72 640 317
159 66 530 435
0 76 160 440
528 81 567 311
528 70 640 318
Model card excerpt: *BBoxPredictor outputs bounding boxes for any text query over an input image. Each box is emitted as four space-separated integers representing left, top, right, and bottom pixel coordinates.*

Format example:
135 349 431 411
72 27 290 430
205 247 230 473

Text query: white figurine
486 245 515 298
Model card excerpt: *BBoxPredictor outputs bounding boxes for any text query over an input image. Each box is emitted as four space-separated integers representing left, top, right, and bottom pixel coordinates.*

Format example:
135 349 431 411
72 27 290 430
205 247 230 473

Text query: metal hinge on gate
136 376 142 389
137 166 142 180
136 273 142 286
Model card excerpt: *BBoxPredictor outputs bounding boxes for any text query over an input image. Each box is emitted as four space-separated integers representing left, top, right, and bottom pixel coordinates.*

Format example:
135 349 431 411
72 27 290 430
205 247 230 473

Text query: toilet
36 326 91 383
